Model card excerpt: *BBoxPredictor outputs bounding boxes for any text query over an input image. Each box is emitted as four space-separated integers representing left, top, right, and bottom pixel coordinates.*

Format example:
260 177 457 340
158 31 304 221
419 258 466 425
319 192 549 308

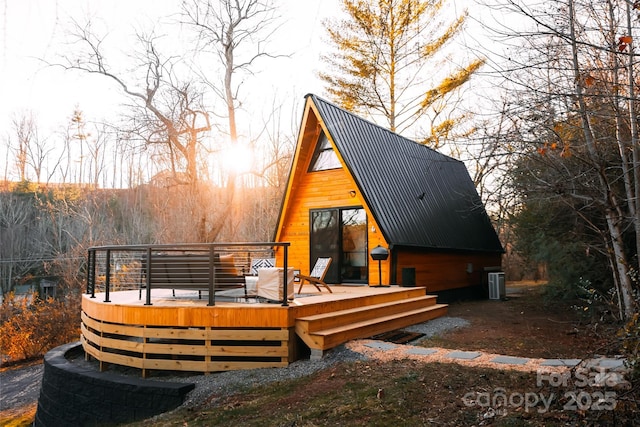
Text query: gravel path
145 316 471 408
403 316 469 337
0 363 43 413
0 316 470 415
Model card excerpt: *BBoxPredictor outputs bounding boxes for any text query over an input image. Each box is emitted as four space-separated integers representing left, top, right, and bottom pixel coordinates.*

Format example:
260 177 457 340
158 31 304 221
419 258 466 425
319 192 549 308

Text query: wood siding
275 101 499 289
276 106 390 284
394 249 502 292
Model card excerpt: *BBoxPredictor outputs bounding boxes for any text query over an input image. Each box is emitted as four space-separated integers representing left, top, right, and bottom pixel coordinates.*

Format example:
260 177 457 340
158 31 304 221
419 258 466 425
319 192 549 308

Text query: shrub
0 291 80 364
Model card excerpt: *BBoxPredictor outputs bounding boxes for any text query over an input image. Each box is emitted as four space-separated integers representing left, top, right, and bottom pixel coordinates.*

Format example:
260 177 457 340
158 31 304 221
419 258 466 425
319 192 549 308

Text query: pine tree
320 0 483 146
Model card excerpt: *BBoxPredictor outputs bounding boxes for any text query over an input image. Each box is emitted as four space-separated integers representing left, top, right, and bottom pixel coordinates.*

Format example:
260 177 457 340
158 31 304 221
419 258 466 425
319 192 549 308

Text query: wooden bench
139 253 247 305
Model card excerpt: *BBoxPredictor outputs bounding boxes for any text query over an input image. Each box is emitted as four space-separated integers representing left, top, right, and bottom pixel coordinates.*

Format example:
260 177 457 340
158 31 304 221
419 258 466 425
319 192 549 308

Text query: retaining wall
35 342 195 426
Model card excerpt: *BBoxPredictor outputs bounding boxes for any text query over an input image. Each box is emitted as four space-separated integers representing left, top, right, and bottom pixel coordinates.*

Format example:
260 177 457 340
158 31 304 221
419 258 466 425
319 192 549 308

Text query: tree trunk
606 210 635 318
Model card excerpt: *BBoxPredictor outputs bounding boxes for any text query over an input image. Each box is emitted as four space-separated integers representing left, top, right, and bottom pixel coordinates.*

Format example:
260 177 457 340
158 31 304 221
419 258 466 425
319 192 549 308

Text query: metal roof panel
308 94 503 253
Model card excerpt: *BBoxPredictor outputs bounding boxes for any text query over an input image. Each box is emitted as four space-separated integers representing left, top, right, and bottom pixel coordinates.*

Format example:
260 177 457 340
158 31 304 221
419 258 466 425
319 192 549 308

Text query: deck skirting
81 286 446 376
81 311 294 377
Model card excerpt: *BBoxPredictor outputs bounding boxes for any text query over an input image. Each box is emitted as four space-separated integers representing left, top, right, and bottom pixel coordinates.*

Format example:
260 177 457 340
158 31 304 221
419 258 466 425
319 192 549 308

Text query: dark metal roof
308 93 503 253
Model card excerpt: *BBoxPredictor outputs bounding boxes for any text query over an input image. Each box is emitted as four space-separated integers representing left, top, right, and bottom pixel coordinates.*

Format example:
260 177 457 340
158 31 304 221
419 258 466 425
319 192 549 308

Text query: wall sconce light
349 190 357 198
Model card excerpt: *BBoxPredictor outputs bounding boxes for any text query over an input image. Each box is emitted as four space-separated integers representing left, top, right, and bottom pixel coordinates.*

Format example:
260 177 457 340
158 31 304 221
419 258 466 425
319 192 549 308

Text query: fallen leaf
620 36 633 44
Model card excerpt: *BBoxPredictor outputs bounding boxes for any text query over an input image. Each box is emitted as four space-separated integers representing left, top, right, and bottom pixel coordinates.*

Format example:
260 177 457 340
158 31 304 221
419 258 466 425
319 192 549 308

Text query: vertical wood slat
98 315 106 372
275 167 390 284
142 324 148 378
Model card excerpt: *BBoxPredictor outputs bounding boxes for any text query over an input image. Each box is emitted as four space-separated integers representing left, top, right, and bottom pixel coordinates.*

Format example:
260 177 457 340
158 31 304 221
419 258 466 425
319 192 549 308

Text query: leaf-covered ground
129 284 640 426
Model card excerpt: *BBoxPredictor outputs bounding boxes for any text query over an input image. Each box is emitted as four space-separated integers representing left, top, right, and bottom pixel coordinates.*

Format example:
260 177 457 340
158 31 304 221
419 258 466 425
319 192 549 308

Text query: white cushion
257 268 295 301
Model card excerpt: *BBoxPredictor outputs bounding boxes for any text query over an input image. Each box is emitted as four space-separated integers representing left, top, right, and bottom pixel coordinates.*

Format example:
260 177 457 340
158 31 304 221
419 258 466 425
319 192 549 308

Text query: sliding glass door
310 207 368 284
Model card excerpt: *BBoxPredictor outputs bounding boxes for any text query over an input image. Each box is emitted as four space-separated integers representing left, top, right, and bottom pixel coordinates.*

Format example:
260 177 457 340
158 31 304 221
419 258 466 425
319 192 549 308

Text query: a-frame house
74 94 503 384
275 94 503 298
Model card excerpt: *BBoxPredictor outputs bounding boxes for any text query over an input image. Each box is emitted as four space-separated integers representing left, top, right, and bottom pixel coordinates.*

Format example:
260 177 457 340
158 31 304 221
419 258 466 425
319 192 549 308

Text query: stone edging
349 339 626 370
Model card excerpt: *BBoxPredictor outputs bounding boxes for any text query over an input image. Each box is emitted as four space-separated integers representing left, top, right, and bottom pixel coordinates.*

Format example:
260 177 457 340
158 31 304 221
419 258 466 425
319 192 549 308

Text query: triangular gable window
309 131 342 172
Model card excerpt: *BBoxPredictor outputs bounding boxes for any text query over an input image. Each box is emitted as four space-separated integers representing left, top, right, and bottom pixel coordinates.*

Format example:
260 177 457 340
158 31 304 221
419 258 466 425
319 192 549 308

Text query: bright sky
0 0 339 172
0 0 498 185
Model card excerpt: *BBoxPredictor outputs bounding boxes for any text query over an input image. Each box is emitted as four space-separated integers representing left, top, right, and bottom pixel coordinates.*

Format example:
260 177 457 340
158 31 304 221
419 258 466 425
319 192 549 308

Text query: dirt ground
131 282 639 426
422 282 619 359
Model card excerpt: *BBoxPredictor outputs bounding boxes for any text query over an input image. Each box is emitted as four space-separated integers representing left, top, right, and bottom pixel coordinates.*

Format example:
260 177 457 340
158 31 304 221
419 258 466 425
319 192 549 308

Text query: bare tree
26 133 56 184
56 22 221 242
86 123 109 188
70 109 87 184
181 0 281 142
0 191 48 296
61 26 211 186
482 0 640 319
71 116 112 188
57 123 74 184
181 0 283 241
10 112 36 181
49 2 289 243
5 112 60 184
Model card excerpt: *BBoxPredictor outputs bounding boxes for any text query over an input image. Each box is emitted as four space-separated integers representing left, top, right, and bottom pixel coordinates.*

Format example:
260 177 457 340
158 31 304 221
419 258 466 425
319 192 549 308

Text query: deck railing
86 242 291 306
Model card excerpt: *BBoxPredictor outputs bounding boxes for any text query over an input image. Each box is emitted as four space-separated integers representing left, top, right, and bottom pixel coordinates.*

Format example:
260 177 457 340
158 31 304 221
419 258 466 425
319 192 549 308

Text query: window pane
312 150 342 171
310 209 340 283
309 132 342 171
341 208 367 282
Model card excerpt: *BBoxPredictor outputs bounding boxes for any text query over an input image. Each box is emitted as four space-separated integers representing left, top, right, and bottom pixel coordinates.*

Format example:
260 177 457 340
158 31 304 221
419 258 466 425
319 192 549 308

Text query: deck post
281 244 289 307
88 249 96 298
145 247 152 306
104 249 111 303
208 246 215 306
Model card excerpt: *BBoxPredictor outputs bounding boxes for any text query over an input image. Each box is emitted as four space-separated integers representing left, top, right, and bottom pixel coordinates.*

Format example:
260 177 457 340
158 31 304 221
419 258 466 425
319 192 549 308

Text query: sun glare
221 143 254 175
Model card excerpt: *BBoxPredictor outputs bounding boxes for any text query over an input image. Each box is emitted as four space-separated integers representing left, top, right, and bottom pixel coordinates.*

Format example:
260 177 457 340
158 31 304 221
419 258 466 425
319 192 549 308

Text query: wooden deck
81 285 447 376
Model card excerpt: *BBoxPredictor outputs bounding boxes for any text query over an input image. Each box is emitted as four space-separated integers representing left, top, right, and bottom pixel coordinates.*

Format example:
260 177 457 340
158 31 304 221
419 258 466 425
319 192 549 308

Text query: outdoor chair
245 258 275 297
296 257 333 293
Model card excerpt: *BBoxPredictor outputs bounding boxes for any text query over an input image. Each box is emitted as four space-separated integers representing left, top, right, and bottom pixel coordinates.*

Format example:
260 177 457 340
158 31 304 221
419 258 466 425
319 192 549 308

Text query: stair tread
310 304 448 336
297 296 438 322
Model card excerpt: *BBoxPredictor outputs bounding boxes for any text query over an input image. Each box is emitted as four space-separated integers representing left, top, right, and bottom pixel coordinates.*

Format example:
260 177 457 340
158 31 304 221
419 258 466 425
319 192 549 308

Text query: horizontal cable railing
86 242 291 306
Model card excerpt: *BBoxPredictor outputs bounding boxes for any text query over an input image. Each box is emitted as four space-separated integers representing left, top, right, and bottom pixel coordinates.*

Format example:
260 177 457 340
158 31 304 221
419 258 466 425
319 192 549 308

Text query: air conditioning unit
488 272 505 300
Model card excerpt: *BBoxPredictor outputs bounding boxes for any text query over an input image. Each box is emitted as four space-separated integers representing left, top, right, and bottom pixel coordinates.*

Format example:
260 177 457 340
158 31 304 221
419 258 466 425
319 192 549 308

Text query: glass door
310 210 340 283
310 208 368 284
341 208 368 283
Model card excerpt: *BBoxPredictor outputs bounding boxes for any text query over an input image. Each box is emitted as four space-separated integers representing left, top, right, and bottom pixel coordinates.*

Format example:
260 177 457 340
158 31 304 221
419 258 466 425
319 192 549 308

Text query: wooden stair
295 290 448 359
